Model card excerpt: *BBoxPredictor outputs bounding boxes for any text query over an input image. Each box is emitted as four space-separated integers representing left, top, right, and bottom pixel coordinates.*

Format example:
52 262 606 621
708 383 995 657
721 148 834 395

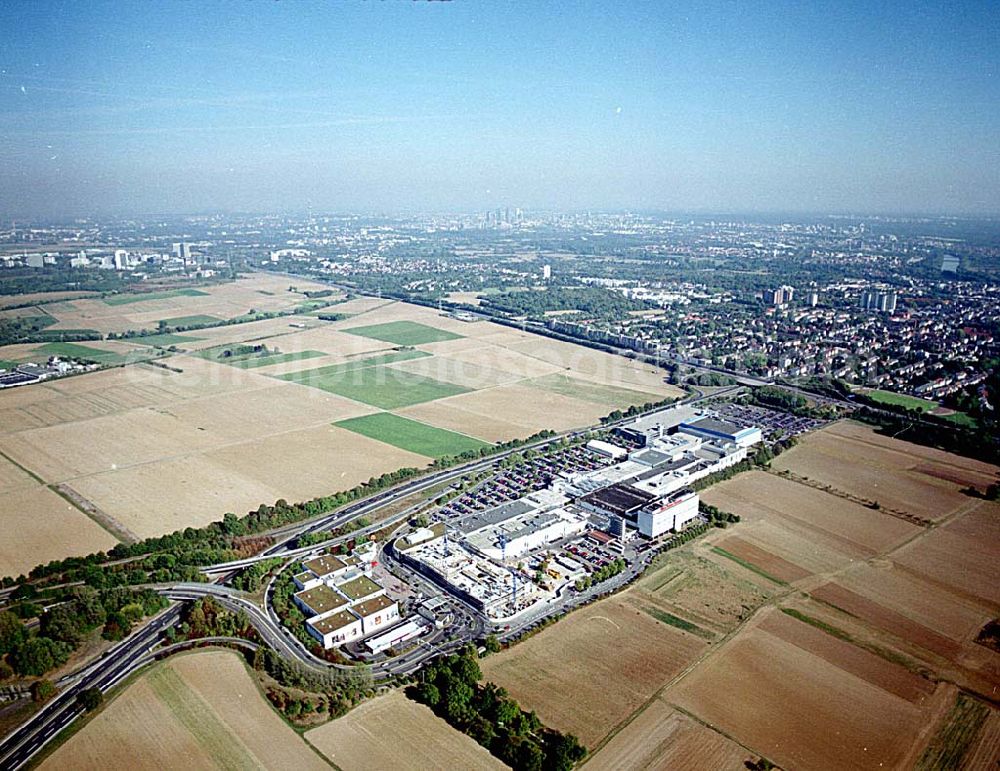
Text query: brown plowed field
760 611 936 703
811 582 963 660
771 421 995 522
713 535 811 583
669 614 942 771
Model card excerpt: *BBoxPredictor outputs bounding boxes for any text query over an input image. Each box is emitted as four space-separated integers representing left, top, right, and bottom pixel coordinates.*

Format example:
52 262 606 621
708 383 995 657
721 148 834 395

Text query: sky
1 0 999 219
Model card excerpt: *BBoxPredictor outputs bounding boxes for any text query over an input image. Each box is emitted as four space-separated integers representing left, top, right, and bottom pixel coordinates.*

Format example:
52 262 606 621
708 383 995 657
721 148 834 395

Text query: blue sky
1 0 998 218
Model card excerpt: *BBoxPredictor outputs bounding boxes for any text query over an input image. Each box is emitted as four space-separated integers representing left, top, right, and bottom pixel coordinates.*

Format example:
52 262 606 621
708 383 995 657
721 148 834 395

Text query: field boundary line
764 466 934 528
0 447 47 486
49 483 139 544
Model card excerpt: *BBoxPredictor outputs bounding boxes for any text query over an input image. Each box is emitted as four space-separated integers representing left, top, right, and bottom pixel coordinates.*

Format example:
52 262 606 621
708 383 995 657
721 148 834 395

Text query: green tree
77 687 103 712
0 610 27 655
10 637 71 676
101 611 130 641
31 679 56 703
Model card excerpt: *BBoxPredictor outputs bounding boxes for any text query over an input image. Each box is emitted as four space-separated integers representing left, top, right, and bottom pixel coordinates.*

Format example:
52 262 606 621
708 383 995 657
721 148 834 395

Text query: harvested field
835 562 993 645
586 699 749 771
0 298 683 560
0 290 98 308
772 421 998 521
0 452 37 494
40 274 337 335
891 501 1000 607
760 610 936 703
481 594 707 748
0 484 119 577
70 424 428 539
631 548 772 634
669 611 944 771
305 690 506 770
526 372 663 409
399 383 612 442
702 470 920 562
40 650 326 770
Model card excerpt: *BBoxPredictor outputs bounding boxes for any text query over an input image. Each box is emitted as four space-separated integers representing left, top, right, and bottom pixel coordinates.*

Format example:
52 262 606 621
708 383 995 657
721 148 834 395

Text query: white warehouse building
636 490 700 538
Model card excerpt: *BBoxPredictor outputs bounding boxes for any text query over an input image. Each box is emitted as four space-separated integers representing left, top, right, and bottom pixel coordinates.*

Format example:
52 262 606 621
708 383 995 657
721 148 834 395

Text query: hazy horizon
2 0 999 220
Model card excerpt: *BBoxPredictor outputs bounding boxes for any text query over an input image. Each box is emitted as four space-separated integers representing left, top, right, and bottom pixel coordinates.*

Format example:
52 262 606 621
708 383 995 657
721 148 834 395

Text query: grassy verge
641 606 712 639
780 607 923 672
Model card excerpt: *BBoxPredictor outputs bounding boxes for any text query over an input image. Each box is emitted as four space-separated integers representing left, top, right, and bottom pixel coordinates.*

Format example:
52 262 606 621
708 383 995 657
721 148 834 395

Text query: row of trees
574 557 626 591
409 647 587 771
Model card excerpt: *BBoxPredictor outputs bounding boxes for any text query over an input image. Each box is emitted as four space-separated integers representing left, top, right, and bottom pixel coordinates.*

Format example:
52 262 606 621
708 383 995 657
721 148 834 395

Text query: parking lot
714 401 826 439
435 443 613 524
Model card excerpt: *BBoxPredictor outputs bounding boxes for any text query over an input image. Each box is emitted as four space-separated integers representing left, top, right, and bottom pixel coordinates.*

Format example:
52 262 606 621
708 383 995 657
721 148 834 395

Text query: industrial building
675 416 762 448
364 618 430 655
292 552 400 650
395 530 543 619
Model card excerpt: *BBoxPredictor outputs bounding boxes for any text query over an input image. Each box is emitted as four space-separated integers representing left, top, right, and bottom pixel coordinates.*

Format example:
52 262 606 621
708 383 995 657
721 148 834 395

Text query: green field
529 373 662 408
230 350 326 369
863 389 977 427
863 388 941 412
916 693 991 770
132 333 207 347
277 350 430 383
344 320 462 346
158 314 223 327
280 353 468 409
35 342 136 364
0 360 20 370
336 412 489 458
103 288 209 306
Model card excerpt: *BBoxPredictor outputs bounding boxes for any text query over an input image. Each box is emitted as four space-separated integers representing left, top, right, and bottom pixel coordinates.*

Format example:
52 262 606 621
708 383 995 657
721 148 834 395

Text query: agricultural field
667 609 949 771
0 290 99 309
585 699 750 771
335 412 489 458
3 273 337 336
0 298 680 575
344 319 462 345
40 650 326 770
304 690 506 770
480 594 708 748
478 421 999 770
770 420 996 521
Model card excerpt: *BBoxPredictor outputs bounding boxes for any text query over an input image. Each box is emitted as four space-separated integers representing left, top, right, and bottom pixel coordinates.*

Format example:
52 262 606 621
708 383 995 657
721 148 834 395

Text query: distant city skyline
1 1 999 219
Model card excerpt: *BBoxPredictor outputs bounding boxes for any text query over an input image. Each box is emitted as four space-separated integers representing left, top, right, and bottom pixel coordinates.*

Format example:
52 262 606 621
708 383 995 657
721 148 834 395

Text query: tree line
408 646 587 771
0 586 167 679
